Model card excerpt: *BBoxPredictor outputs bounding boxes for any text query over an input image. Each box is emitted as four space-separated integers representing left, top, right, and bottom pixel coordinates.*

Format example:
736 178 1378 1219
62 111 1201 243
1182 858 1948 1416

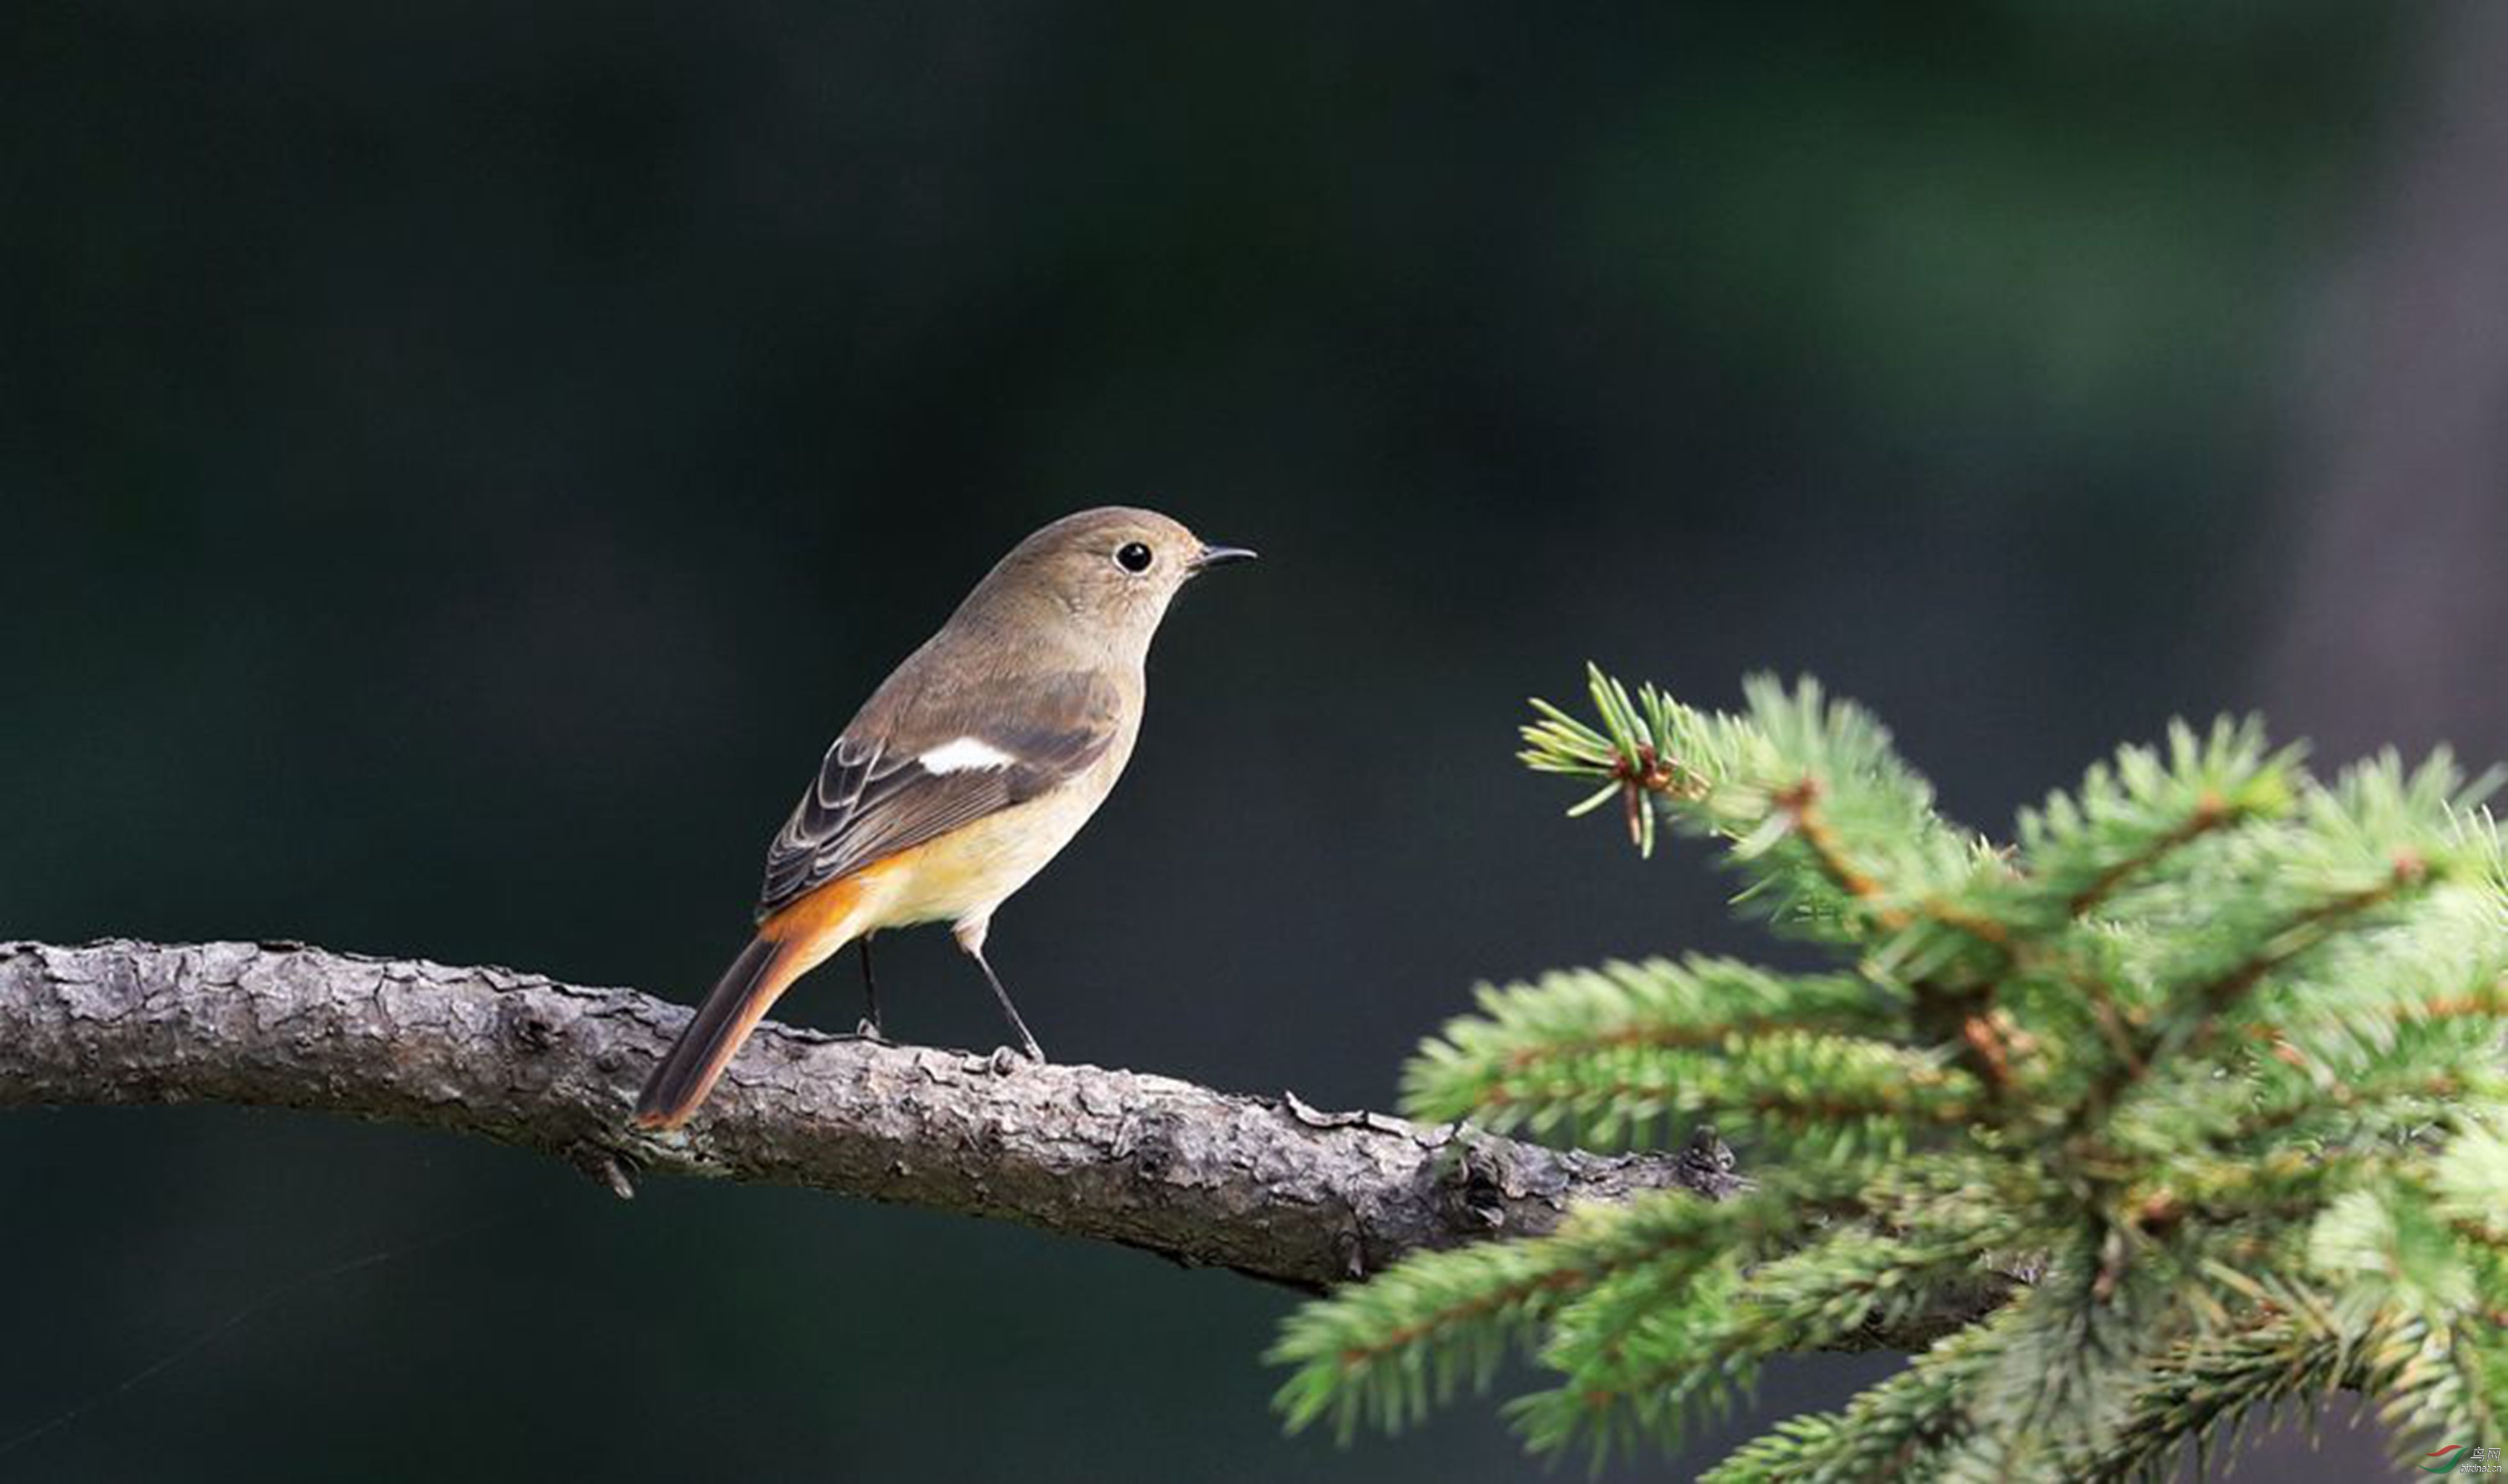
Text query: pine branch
1699 1314 2017 1482
2082 1314 2358 1483
1284 668 2508 1478
1512 1207 2022 1462
2063 795 2231 916
0 938 1749 1293
1270 1185 1751 1440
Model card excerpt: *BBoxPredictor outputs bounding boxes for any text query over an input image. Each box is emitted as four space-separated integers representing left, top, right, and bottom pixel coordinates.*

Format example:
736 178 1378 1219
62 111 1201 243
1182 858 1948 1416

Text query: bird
632 506 1256 1130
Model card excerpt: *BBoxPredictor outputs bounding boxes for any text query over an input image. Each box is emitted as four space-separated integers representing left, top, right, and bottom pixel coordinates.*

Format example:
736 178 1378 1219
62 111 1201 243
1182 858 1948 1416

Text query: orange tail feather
633 876 866 1130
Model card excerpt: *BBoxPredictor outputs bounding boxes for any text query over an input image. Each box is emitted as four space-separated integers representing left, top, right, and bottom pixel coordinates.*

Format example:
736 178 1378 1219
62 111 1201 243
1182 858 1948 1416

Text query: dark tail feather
635 936 799 1130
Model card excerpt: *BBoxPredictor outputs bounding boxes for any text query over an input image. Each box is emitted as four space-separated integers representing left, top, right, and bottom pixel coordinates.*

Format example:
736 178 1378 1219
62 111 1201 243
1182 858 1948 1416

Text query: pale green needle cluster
1272 667 2508 1480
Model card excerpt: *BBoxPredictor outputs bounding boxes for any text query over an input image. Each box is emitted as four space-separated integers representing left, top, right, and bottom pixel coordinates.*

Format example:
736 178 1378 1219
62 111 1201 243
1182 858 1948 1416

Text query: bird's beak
1190 543 1259 573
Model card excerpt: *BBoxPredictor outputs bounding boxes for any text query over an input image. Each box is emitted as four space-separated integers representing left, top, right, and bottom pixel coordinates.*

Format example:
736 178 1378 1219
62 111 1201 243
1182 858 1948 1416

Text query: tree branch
1 938 1754 1296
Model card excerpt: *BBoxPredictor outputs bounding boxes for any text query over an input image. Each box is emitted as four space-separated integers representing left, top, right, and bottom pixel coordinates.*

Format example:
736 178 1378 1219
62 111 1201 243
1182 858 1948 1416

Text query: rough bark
0 938 1745 1296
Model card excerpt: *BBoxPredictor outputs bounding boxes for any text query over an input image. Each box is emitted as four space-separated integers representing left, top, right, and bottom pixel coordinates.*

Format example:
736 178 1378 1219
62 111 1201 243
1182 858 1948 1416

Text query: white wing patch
917 737 1018 774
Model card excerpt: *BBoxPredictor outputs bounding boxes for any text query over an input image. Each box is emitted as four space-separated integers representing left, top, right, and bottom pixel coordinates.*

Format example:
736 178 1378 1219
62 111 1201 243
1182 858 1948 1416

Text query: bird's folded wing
755 668 1123 918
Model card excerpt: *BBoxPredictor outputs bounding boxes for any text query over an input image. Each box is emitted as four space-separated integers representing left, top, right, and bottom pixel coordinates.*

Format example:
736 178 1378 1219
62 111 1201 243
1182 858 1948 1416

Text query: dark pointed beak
1190 543 1259 573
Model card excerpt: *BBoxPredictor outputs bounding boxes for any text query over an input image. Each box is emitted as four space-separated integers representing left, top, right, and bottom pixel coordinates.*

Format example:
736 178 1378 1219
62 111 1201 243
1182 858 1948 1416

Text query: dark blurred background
5 3 2503 1480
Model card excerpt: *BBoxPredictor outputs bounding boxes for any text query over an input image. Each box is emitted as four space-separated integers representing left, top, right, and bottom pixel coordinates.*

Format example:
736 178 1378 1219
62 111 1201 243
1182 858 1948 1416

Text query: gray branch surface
0 939 1744 1293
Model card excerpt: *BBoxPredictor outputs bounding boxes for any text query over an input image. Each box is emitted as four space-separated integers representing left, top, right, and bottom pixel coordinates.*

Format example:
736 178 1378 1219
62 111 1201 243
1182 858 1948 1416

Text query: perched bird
633 506 1255 1130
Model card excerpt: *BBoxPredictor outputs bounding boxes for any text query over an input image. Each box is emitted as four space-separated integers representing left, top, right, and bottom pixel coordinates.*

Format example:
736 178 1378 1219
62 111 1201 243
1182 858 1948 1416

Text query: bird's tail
634 877 865 1130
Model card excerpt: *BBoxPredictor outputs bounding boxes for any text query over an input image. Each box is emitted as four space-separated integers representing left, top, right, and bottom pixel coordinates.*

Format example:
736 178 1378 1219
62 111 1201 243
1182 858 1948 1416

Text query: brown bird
633 506 1255 1130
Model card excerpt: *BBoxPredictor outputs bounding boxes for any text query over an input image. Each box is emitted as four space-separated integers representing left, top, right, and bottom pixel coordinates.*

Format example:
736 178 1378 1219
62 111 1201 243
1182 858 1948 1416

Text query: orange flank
760 864 878 949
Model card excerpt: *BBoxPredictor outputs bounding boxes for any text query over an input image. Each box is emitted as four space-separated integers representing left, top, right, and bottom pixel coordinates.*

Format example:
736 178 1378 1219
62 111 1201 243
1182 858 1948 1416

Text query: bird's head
984 505 1256 660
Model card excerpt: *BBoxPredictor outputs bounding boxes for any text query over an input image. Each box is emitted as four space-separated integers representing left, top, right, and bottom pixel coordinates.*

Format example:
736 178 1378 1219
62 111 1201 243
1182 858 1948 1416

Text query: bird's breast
855 766 1122 933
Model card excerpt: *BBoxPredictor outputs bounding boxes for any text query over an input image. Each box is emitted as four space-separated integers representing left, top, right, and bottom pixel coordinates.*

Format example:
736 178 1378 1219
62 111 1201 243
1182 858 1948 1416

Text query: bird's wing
755 668 1123 919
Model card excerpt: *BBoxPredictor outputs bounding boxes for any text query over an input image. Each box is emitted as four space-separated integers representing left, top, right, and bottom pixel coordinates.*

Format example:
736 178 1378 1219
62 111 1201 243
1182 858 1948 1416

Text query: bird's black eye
1114 541 1154 573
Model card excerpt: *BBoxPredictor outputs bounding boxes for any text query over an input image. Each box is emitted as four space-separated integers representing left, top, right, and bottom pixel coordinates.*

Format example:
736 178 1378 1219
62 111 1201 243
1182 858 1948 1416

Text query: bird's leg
953 919 1043 1064
853 936 884 1042
962 949 1044 1063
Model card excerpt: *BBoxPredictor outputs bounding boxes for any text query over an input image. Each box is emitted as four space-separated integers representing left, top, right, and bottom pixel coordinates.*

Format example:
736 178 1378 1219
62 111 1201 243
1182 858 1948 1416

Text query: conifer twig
2189 855 2428 1014
1772 778 1898 921
2064 792 2233 917
1309 669 2507 1475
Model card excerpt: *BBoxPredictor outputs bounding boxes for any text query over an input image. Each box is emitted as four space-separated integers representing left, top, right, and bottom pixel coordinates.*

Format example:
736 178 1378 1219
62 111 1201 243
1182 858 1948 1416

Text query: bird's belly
854 792 1097 932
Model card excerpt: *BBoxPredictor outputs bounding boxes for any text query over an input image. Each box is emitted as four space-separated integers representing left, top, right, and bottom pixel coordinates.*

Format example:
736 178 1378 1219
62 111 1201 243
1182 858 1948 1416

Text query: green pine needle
1276 669 2508 1479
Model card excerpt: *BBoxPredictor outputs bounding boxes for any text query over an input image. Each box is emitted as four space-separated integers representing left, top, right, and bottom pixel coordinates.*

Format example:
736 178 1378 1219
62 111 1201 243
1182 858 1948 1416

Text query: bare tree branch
1 938 1756 1298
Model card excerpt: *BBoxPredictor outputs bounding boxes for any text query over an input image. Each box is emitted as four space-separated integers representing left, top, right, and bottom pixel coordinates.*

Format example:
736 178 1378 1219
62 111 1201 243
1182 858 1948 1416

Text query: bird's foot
832 1018 888 1045
986 1043 1042 1076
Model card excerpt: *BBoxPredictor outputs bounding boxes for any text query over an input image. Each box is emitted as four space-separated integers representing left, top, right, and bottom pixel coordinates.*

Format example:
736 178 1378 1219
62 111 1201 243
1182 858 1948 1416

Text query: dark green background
5 4 2495 1479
